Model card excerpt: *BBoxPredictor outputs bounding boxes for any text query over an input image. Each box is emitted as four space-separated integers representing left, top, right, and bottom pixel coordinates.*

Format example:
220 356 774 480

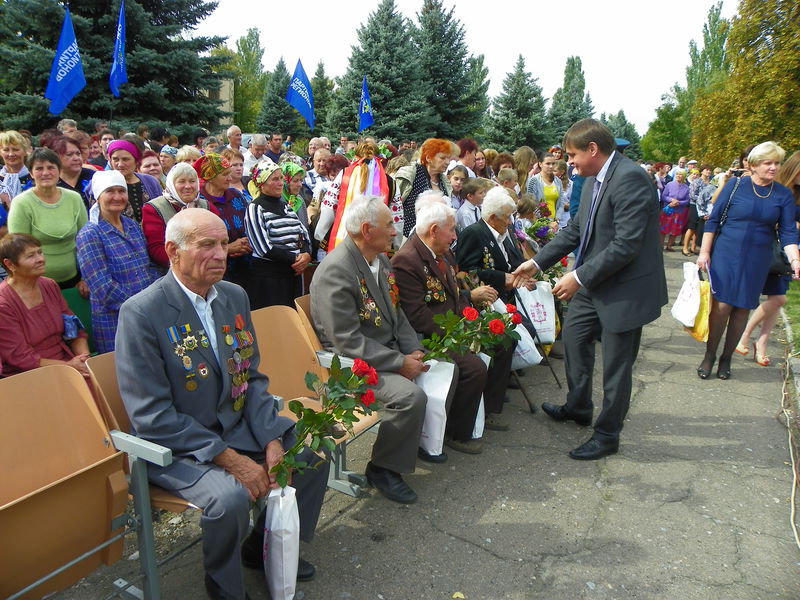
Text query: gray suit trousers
169 448 329 600
373 372 428 473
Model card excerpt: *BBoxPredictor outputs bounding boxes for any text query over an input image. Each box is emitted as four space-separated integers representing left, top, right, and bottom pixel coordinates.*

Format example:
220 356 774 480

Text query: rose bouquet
271 355 377 488
422 305 521 361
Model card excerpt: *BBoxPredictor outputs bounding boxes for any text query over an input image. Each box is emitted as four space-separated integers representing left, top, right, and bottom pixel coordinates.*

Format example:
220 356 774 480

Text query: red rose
488 319 506 335
505 303 517 313
352 359 371 377
462 307 479 321
511 312 522 325
561 256 569 267
366 367 379 386
361 389 376 407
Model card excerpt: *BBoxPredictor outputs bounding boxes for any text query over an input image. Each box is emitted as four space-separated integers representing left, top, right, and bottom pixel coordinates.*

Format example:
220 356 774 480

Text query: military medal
185 379 198 392
184 335 198 351
222 325 234 346
233 351 242 364
198 363 209 378
199 330 210 348
182 355 193 370
167 326 183 355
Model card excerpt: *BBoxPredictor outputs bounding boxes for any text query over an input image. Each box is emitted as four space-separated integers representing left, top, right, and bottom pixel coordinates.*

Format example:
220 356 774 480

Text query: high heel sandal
754 346 770 366
697 356 715 379
735 343 750 356
717 358 732 380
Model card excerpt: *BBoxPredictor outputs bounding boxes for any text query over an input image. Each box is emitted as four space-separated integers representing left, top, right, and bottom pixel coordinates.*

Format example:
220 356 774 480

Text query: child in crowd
554 159 571 228
447 165 469 209
456 177 490 232
496 168 519 199
514 193 539 258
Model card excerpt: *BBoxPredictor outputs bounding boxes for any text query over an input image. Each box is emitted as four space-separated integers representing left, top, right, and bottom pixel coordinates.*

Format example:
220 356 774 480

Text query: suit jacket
534 152 668 333
456 219 524 302
116 271 293 490
310 236 422 372
391 235 466 338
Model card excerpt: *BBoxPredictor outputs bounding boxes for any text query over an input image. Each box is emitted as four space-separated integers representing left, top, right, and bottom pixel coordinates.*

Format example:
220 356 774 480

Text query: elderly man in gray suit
116 208 328 600
513 119 668 461
310 195 430 504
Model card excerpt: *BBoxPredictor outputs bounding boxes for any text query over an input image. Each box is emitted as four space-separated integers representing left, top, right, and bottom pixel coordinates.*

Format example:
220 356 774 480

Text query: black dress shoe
297 557 316 582
569 437 619 460
417 447 448 463
541 402 591 427
365 462 417 504
205 573 252 600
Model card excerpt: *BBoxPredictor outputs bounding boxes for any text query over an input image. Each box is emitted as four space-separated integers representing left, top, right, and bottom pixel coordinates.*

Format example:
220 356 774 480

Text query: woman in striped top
245 160 311 309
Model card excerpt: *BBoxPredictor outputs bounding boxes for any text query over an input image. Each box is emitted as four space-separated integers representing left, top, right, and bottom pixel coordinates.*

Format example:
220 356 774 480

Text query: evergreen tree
464 54 491 140
412 0 489 138
0 0 228 133
641 87 692 161
547 56 594 143
311 62 334 136
325 0 436 141
256 58 300 137
484 55 548 152
690 0 799 164
601 110 642 161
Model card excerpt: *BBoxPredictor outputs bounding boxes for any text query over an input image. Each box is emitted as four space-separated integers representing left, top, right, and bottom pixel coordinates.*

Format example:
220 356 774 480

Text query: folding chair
251 304 380 497
0 365 168 600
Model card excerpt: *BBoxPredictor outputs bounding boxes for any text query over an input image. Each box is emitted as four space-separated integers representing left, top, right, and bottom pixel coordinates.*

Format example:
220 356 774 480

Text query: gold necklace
752 180 774 198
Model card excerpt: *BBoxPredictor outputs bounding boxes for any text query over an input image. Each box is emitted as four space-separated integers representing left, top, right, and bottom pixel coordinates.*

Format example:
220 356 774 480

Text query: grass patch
785 281 800 354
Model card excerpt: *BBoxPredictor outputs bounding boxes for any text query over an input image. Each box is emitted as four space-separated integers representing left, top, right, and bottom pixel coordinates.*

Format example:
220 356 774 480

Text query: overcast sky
194 0 739 136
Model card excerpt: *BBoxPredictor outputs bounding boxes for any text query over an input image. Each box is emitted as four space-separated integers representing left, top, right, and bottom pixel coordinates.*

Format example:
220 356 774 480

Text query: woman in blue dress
736 151 800 366
696 142 800 380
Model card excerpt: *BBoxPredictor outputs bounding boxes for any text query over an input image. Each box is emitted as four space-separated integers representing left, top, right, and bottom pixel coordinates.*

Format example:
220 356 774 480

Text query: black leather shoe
569 437 619 461
365 462 417 503
205 573 252 600
541 402 591 427
297 557 316 582
417 447 448 463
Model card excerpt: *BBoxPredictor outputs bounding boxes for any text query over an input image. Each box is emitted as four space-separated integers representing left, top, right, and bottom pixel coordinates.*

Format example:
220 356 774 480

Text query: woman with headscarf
76 170 159 352
245 160 311 309
104 139 163 222
281 161 308 226
196 153 252 289
141 162 220 269
159 145 178 178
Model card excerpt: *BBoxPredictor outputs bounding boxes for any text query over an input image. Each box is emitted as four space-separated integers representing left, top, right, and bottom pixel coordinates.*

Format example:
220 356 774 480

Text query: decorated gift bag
492 299 542 370
472 352 491 439
263 487 300 600
671 263 702 327
515 282 557 344
416 359 457 456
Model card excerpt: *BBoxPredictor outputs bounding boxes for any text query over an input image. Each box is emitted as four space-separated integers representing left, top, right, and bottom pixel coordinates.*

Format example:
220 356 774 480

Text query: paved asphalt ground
56 251 799 599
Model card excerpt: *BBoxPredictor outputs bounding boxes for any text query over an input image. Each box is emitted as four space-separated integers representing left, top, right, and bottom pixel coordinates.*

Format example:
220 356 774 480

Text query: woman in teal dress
696 142 800 380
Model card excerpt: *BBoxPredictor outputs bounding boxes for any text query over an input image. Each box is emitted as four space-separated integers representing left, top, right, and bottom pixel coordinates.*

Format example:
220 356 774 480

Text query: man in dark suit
310 195 436 504
513 119 668 460
116 208 328 600
392 198 514 455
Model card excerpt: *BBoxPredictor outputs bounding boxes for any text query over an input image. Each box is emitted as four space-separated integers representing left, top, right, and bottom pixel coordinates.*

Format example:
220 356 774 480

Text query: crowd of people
1 115 799 600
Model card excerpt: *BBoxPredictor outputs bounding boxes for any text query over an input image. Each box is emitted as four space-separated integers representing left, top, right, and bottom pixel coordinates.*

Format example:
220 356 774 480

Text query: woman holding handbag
735 150 800 366
696 142 800 380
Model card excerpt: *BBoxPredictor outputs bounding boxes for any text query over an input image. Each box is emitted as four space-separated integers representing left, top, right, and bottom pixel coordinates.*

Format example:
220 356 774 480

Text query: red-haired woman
394 138 454 238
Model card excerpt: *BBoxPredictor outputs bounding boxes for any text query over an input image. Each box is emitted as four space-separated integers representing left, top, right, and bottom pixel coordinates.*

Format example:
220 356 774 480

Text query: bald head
165 208 229 296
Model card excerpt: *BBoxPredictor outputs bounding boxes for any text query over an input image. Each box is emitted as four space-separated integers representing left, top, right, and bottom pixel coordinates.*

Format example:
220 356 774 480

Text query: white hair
169 161 198 182
481 186 517 220
748 141 786 166
226 125 241 137
345 195 387 236
165 207 223 250
415 190 447 213
251 134 267 146
308 137 320 146
416 198 455 235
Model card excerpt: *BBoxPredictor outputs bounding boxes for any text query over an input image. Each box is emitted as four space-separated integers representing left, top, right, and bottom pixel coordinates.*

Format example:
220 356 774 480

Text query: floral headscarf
247 159 281 198
193 152 230 183
281 162 306 214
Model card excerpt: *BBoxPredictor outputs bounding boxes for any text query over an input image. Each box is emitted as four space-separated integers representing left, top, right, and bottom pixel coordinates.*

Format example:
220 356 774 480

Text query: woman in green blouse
8 148 88 296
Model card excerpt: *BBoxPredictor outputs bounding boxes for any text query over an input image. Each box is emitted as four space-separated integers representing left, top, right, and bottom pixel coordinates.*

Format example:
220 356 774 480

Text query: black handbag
769 234 792 276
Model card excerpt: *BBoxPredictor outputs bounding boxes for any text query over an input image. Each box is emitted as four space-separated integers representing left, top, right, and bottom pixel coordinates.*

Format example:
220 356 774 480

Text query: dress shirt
174 273 220 364
487 222 510 263
364 256 381 286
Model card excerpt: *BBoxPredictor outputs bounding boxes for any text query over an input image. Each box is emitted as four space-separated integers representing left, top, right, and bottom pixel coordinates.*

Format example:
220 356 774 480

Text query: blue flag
110 0 128 97
358 75 374 132
45 6 86 115
285 60 315 130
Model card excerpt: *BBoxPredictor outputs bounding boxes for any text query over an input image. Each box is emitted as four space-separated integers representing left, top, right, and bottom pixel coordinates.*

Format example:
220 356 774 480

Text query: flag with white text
285 60 315 130
45 6 86 115
110 0 128 97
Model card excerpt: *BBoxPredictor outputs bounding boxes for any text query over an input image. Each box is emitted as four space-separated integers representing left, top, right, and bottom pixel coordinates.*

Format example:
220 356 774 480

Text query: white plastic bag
472 352 491 439
263 486 300 600
515 283 557 344
671 262 702 327
416 359 456 456
491 299 542 370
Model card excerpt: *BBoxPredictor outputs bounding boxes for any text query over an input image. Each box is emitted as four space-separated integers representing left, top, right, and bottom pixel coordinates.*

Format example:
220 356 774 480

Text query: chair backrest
0 365 127 598
86 351 129 434
250 305 326 400
294 294 323 351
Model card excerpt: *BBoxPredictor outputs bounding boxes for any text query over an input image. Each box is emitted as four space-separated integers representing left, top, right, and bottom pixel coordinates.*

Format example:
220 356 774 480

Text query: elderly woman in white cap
76 170 160 352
